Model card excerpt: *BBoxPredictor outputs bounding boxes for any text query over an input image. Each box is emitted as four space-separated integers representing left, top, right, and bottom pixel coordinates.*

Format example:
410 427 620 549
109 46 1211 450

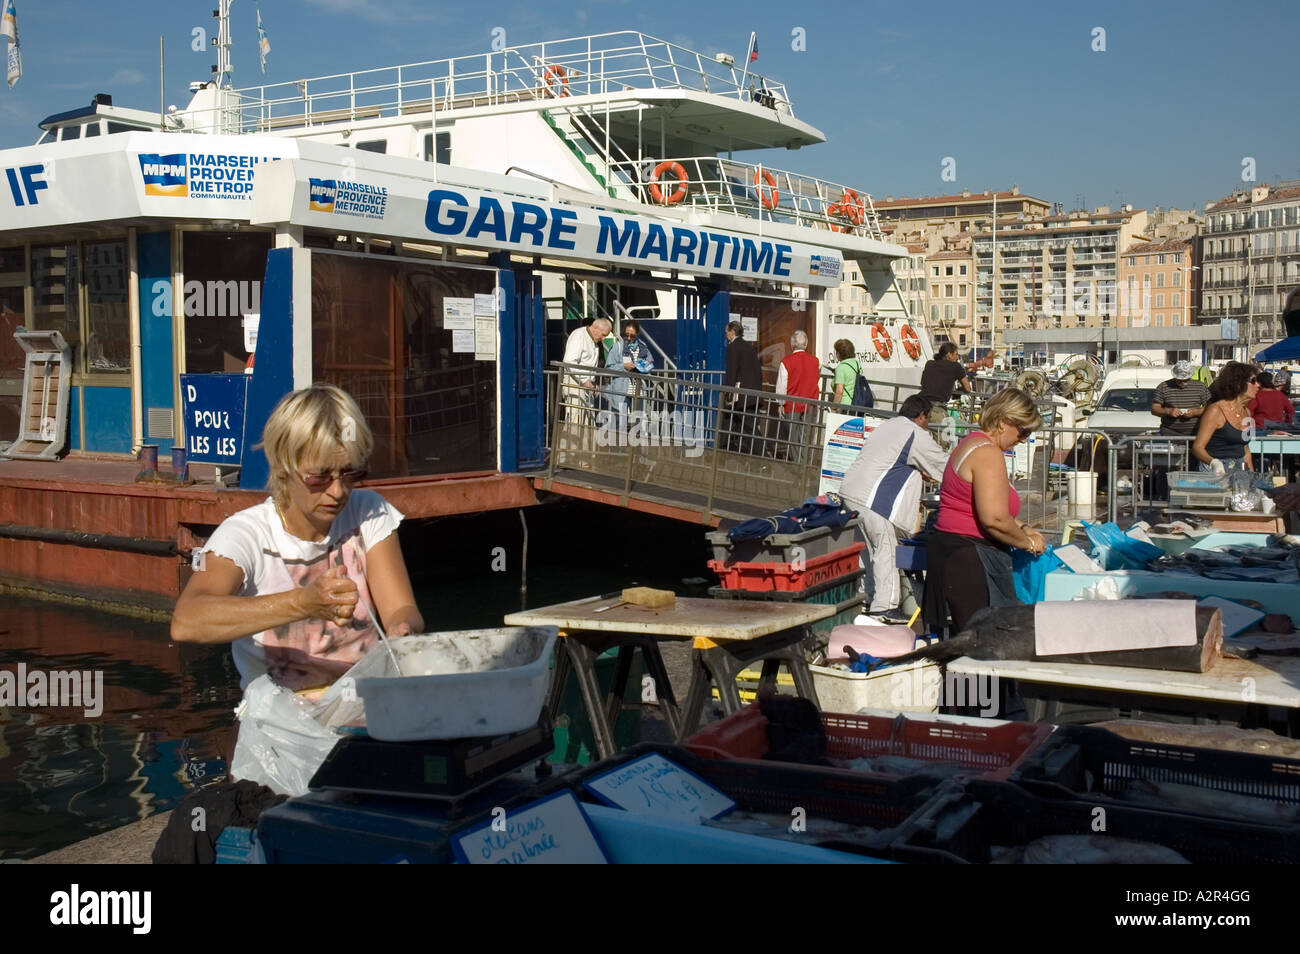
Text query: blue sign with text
180 373 248 466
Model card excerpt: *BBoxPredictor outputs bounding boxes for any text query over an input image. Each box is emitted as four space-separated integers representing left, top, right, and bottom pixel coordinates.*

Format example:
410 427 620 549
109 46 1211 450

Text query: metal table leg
563 637 619 760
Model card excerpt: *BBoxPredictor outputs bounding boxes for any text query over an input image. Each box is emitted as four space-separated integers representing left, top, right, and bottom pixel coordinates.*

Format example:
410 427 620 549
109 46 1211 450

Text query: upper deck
179 31 825 153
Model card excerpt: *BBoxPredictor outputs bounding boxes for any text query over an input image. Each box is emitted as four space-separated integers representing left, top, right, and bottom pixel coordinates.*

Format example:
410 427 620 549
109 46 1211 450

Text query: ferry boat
0 12 911 605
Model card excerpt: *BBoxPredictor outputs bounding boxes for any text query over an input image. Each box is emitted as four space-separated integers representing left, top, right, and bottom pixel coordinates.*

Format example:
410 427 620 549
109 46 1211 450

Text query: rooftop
1206 185 1300 212
1122 236 1192 255
874 188 1049 209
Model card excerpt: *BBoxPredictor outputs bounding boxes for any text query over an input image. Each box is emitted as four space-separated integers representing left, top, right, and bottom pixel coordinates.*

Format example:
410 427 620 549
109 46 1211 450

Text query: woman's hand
1023 528 1047 555
297 565 359 627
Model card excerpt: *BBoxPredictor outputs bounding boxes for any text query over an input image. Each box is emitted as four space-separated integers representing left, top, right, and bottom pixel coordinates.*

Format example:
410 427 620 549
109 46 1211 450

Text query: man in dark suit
724 320 763 453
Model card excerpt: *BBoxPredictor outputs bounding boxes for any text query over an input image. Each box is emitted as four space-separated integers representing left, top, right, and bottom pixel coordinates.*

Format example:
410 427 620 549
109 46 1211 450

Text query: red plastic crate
707 542 865 593
685 705 1054 782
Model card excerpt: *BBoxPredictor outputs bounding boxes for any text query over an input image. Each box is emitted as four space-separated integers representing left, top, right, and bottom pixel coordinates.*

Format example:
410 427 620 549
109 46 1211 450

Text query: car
1083 366 1171 437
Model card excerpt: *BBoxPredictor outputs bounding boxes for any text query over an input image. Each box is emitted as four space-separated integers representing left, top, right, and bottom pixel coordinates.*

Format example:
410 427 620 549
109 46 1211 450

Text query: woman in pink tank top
924 388 1047 633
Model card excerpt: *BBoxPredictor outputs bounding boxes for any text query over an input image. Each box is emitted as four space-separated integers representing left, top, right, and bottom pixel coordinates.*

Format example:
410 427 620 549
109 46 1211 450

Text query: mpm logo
139 153 188 197
308 178 336 213
809 254 823 276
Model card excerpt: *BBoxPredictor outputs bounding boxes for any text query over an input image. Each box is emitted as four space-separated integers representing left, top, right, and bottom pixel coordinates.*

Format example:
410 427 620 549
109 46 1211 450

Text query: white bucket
1066 470 1098 517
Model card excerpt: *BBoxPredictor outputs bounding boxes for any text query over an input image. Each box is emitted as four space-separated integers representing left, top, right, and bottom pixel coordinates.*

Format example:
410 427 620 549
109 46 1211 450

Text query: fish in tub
348 626 557 741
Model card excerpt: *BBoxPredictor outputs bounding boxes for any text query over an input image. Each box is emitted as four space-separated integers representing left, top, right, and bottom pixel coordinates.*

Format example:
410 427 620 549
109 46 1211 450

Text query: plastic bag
1011 546 1063 603
1082 521 1163 571
230 673 367 797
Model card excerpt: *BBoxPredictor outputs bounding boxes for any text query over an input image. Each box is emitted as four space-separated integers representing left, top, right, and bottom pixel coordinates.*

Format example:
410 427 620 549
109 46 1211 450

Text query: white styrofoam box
351 626 557 741
810 659 942 714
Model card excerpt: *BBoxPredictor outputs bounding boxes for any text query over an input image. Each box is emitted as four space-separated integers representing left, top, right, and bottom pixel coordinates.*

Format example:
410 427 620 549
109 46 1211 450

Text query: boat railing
206 31 793 134
606 156 884 238
542 361 893 517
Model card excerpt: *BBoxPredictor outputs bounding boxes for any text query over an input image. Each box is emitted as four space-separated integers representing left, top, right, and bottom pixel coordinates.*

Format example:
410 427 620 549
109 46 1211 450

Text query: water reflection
0 598 240 860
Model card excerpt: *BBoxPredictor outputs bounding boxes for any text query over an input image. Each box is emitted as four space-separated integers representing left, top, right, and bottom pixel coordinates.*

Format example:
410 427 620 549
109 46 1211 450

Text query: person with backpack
830 339 874 408
839 394 950 622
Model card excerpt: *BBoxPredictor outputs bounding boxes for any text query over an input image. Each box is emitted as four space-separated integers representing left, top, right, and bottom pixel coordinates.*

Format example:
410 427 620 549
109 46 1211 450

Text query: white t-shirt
200 489 403 691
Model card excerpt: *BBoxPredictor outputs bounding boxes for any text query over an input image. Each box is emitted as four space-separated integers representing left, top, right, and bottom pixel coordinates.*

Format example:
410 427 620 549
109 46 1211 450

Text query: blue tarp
1255 336 1300 362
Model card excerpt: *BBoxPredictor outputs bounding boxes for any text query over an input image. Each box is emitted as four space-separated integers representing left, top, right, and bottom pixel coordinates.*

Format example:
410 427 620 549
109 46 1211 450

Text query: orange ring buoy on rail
871 322 894 360
754 169 779 210
544 64 570 97
836 188 865 225
900 324 921 360
648 160 689 205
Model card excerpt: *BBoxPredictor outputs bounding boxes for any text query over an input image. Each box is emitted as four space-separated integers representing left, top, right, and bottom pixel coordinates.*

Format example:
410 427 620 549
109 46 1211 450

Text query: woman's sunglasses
298 467 368 492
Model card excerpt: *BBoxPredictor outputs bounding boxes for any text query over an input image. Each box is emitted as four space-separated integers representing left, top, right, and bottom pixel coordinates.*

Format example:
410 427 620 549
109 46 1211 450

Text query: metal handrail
207 31 794 134
609 155 884 238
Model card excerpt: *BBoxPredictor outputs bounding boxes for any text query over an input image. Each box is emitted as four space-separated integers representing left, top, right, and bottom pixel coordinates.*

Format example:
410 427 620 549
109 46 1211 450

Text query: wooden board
945 652 1300 708
504 595 835 641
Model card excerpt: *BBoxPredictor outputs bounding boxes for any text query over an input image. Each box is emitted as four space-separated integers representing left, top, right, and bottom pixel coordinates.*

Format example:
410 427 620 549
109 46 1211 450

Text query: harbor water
0 500 712 860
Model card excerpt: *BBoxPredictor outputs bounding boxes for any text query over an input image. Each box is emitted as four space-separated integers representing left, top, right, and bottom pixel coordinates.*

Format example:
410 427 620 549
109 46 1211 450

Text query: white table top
945 652 1300 708
504 595 836 641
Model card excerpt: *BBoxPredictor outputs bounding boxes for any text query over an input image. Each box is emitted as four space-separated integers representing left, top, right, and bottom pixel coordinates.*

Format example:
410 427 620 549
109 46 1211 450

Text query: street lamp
1178 265 1200 362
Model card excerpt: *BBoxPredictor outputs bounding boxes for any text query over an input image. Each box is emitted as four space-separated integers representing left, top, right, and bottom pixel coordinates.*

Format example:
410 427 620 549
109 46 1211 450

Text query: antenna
213 0 233 88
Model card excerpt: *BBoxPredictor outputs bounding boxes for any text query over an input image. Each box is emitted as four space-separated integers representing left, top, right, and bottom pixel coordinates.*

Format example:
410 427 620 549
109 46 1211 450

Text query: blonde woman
923 387 1045 632
172 384 423 692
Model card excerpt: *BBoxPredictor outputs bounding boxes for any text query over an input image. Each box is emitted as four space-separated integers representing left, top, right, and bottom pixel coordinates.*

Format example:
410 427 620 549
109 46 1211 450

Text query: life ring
543 64 570 97
754 169 779 210
871 322 894 360
648 160 689 205
900 324 921 360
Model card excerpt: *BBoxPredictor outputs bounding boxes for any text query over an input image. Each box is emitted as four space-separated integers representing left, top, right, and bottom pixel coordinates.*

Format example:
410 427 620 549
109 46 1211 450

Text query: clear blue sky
1 0 1296 214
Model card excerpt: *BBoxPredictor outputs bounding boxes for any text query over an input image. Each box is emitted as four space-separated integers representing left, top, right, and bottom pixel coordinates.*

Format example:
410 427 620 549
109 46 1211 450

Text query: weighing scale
308 711 555 802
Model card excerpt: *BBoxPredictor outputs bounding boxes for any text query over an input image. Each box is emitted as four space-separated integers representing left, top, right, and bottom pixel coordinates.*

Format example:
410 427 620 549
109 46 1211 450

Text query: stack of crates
705 523 866 660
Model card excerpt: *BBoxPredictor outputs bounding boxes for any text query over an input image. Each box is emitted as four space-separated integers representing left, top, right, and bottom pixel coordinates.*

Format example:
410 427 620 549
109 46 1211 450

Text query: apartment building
874 187 1052 234
1117 237 1198 329
824 259 872 316
890 243 927 320
972 206 1150 351
927 249 974 349
1200 182 1300 346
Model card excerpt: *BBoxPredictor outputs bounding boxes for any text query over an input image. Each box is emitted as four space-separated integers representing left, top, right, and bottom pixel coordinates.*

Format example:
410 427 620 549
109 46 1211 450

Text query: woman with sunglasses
172 384 424 694
923 387 1045 633
1193 361 1259 474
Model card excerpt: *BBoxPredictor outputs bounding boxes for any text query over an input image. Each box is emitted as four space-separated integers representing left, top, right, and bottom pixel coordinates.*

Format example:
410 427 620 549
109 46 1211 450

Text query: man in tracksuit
839 394 950 622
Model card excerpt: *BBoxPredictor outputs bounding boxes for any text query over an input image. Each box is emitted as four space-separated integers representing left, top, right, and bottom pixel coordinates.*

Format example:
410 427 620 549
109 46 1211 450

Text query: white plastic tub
810 660 942 714
351 626 557 741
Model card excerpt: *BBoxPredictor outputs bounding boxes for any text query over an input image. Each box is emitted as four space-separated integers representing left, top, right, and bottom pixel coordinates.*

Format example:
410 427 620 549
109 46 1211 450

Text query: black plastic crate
1009 724 1300 824
563 742 946 853
893 779 1300 864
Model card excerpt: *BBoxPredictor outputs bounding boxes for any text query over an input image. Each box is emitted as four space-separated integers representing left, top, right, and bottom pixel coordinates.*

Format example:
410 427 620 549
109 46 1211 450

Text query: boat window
84 241 130 374
84 121 101 137
0 248 26 436
356 139 386 154
1096 388 1156 413
106 121 147 134
31 244 83 360
422 131 451 164
36 130 54 144
181 231 275 375
60 126 80 141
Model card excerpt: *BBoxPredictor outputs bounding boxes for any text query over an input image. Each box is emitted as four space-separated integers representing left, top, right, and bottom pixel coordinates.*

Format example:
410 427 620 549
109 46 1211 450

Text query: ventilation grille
146 407 174 439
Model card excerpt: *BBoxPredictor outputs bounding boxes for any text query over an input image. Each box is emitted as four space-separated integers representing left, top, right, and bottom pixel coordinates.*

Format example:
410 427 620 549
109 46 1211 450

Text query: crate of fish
564 741 947 854
1007 723 1300 826
707 542 866 594
890 779 1300 864
706 523 863 565
684 704 1054 782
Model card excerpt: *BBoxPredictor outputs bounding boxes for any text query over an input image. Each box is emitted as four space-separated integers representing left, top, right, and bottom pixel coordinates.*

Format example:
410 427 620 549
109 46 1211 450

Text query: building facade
972 206 1149 352
1117 237 1198 330
927 248 974 349
1201 183 1300 347
873 187 1052 233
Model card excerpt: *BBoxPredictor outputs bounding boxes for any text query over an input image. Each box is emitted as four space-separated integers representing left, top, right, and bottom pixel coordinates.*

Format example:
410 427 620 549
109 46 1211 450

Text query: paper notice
474 293 496 317
452 329 475 353
444 297 474 330
742 315 758 342
475 317 496 361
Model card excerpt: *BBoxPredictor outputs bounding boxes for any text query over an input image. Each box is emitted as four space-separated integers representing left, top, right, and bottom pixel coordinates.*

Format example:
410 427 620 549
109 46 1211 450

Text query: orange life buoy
871 322 894 360
754 169 779 210
900 324 921 360
543 64 570 97
647 160 689 205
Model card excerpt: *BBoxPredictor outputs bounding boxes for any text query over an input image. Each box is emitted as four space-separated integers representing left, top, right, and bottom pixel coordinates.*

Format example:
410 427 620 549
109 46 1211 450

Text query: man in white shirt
561 317 611 420
839 394 949 620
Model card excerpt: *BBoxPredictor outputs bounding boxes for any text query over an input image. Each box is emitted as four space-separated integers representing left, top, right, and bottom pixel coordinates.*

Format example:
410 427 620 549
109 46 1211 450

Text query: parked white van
1083 366 1174 435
